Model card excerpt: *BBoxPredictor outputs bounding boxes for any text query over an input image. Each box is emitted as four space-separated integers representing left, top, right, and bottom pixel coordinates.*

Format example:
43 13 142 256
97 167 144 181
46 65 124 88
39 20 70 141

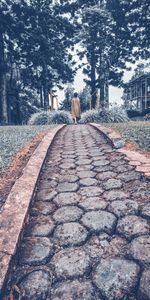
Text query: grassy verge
0 125 55 171
103 121 150 152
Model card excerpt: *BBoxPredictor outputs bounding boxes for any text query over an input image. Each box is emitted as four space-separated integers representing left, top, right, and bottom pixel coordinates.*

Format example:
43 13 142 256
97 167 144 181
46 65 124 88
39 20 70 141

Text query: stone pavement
4 125 150 300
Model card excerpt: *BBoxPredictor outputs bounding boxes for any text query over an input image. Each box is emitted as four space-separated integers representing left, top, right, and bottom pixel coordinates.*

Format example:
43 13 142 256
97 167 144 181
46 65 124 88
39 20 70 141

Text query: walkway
5 125 150 300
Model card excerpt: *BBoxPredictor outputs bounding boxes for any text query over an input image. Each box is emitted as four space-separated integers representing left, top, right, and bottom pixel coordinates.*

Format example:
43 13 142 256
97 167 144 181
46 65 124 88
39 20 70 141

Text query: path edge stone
0 124 65 295
90 123 125 149
90 123 150 179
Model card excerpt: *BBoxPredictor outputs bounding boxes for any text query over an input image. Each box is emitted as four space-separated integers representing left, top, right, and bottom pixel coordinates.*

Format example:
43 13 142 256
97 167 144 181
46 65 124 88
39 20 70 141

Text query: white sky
56 60 149 107
57 68 133 106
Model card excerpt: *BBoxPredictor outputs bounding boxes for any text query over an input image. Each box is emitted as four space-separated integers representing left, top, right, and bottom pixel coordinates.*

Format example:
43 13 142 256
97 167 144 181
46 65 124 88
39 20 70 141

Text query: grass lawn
0 121 150 172
103 121 150 152
0 125 55 171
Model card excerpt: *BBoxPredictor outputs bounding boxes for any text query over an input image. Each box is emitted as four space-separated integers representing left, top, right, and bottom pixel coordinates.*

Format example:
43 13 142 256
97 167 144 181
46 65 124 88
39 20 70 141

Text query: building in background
123 73 150 112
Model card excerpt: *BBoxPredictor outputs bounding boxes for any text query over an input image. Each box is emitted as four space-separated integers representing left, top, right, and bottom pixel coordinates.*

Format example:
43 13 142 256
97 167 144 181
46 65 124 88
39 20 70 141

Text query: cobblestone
96 171 117 181
53 222 88 246
117 215 149 239
141 203 150 219
56 182 79 193
58 174 79 183
51 248 90 279
77 170 96 178
79 197 107 211
104 189 129 201
28 216 55 237
80 177 98 186
81 210 117 234
108 199 139 217
129 235 150 264
93 258 140 300
103 178 123 190
19 237 54 266
51 280 99 300
53 206 83 223
139 269 150 299
3 124 150 299
53 192 80 206
30 201 57 216
79 186 103 197
19 270 52 300
93 159 110 167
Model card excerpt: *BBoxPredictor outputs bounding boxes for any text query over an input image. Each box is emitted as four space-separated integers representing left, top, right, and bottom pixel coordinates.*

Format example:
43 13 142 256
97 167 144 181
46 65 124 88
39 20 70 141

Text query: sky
56 66 133 107
56 60 149 108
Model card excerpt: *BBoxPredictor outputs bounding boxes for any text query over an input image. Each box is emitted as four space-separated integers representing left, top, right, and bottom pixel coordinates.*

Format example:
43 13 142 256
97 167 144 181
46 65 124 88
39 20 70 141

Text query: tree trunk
104 66 109 109
100 78 105 110
91 53 96 109
43 62 49 110
99 51 105 110
90 42 97 109
43 85 49 110
40 87 44 108
0 32 8 124
1 73 8 124
16 90 21 124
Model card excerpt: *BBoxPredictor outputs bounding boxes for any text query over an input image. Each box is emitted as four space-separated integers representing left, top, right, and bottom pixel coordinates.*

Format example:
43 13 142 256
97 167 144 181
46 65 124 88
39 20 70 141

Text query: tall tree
59 85 74 111
76 0 149 109
12 0 76 109
0 0 13 123
0 0 76 124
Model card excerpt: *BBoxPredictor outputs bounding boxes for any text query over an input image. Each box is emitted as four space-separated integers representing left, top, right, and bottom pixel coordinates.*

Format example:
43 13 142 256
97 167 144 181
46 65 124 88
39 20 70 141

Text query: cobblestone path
5 125 150 300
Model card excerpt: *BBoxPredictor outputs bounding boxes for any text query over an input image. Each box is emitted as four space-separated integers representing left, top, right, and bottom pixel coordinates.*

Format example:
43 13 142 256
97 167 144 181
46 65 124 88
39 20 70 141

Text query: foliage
47 111 73 124
124 0 150 59
78 85 91 112
144 114 150 121
0 0 76 124
79 110 101 123
0 0 149 124
59 85 74 111
60 85 91 113
79 107 129 123
75 0 133 108
28 110 73 125
73 0 150 109
28 111 50 125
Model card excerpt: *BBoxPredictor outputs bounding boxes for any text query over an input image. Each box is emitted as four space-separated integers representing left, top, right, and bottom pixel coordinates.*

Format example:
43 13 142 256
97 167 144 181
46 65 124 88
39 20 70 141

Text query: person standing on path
71 92 81 124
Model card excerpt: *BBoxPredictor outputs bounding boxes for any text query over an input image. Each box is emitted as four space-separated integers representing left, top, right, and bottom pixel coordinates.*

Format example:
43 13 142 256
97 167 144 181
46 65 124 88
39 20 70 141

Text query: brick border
0 125 65 294
90 123 150 179
90 123 125 149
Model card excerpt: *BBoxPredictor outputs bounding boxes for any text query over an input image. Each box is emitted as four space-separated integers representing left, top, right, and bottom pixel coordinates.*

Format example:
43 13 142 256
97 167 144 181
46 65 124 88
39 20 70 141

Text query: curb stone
0 125 65 295
90 123 150 179
90 123 125 149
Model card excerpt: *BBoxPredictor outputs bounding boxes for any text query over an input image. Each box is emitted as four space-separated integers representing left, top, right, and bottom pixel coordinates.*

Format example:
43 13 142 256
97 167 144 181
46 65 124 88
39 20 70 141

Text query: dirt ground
0 132 46 208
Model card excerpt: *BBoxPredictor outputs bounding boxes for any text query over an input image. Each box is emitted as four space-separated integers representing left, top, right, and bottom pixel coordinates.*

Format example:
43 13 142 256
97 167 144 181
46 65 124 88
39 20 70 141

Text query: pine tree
121 0 150 59
0 0 13 124
0 0 76 124
76 0 149 109
60 85 74 111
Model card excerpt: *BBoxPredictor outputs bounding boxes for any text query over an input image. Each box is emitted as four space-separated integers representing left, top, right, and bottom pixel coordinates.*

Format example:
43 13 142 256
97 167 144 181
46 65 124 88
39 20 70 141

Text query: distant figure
71 92 81 124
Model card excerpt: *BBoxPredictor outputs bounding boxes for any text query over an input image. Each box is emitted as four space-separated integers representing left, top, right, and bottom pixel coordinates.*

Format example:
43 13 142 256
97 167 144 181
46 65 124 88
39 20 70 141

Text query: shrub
109 107 129 122
144 113 150 121
79 110 101 124
79 107 129 124
47 111 73 124
28 111 50 125
28 110 73 125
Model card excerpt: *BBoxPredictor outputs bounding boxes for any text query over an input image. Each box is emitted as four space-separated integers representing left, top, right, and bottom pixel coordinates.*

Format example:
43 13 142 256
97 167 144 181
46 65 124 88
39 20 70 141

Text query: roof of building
125 72 150 87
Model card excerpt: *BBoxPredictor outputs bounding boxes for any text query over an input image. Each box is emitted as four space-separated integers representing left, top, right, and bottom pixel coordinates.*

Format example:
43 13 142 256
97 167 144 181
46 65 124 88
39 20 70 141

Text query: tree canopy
0 0 149 124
